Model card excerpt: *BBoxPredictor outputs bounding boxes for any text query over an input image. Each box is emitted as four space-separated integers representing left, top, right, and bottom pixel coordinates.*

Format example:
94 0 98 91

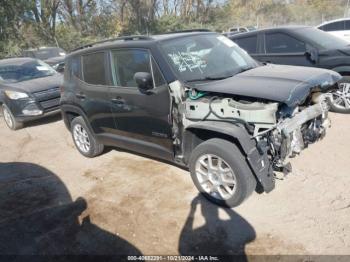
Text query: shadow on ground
0 162 142 257
23 112 62 128
179 195 256 260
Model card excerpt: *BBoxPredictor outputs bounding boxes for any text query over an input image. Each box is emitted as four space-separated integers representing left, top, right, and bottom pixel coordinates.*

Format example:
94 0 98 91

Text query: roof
68 31 216 57
0 57 36 66
23 47 63 52
229 25 311 38
318 17 350 27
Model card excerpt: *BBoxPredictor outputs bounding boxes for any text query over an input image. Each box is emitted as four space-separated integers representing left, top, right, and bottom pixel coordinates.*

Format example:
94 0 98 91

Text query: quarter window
234 36 258 53
265 33 306 53
82 52 107 85
151 58 166 87
71 56 81 78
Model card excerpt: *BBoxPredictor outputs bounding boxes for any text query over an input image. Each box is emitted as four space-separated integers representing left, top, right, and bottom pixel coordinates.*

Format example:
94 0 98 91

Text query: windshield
159 34 258 82
0 60 57 83
25 48 66 60
297 28 349 49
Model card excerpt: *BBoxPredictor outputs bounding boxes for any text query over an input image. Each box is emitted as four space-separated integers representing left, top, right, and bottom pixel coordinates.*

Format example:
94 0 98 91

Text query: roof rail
72 35 153 52
162 29 212 34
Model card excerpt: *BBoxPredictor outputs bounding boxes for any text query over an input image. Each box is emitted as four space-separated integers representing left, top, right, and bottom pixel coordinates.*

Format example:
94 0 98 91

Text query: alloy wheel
195 154 237 200
73 124 91 153
330 83 350 110
3 106 14 129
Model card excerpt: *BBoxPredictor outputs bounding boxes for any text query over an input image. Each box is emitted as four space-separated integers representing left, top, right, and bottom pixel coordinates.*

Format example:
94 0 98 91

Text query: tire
70 116 104 158
1 104 23 130
189 138 257 208
328 82 350 114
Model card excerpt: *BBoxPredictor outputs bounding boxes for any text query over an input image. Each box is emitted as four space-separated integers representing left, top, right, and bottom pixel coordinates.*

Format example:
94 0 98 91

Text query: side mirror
305 47 319 63
134 72 153 92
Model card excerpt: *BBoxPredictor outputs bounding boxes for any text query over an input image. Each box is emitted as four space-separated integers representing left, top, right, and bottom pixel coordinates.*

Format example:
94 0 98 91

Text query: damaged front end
184 90 330 172
160 33 341 197
271 97 330 170
169 74 337 193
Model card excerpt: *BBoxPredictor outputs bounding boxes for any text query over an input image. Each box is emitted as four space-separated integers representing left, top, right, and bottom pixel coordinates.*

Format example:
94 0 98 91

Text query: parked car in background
223 26 257 37
229 26 350 113
0 58 62 130
22 47 66 73
61 31 340 207
317 18 350 42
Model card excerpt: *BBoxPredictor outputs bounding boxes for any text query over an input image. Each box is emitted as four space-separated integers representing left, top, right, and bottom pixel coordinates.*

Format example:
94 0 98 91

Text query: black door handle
76 93 86 99
111 97 125 104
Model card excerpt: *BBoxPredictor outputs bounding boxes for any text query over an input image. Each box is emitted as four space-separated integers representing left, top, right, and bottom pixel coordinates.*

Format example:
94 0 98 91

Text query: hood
194 64 341 107
1 74 63 94
44 56 65 65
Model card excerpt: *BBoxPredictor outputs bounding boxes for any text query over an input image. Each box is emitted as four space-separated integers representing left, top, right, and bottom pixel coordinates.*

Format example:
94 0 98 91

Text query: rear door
259 32 314 66
107 48 174 160
76 51 117 134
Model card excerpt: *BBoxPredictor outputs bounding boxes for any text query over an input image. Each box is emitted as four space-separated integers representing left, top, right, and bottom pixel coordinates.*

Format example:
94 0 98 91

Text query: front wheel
328 82 350 114
189 138 257 208
1 104 23 130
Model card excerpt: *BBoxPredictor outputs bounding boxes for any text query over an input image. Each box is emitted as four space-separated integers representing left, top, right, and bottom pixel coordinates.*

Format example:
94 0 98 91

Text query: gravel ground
0 112 349 256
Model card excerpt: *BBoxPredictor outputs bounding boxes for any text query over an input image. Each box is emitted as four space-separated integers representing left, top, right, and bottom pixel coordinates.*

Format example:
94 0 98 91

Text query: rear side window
234 36 258 53
111 49 165 88
82 52 107 85
265 33 305 53
322 21 345 31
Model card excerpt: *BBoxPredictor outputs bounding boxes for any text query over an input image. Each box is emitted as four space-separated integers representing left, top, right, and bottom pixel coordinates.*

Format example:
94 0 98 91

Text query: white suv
317 18 350 42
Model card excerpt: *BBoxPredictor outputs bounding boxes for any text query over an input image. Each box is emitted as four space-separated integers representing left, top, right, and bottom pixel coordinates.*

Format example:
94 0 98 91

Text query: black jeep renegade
61 31 341 207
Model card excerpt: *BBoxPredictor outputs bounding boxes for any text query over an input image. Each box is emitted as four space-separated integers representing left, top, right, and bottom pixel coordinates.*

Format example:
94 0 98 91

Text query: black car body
22 47 66 73
0 58 62 129
229 26 350 113
61 32 340 207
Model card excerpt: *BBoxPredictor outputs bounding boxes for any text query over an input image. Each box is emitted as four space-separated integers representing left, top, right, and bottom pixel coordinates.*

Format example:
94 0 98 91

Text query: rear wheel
328 82 350 114
71 116 104 158
189 138 257 208
1 104 23 130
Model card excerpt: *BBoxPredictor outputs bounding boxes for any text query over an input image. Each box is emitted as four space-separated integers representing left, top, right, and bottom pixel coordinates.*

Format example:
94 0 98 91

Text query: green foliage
55 25 99 52
0 0 350 58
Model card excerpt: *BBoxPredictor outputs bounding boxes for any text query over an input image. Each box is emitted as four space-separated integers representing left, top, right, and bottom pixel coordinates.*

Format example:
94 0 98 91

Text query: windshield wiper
237 66 254 73
186 75 234 83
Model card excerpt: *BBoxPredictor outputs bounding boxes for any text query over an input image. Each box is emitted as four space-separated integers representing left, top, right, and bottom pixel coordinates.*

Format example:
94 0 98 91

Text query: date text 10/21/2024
127 256 220 261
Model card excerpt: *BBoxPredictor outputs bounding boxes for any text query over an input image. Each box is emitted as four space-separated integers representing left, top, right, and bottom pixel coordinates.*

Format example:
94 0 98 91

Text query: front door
107 48 174 160
256 32 315 67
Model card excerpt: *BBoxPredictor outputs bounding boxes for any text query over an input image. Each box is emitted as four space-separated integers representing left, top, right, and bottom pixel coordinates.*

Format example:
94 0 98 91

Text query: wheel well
183 127 264 193
182 128 245 164
64 111 80 129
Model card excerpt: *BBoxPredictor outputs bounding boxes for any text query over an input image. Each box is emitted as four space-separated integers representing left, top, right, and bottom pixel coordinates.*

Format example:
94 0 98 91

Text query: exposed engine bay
170 80 331 172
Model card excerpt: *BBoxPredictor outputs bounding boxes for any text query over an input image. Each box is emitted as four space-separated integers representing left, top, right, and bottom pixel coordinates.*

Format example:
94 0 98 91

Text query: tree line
0 0 348 58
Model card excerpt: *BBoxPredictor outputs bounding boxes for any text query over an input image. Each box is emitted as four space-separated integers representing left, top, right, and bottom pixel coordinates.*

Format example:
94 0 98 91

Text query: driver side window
265 33 306 54
111 49 165 88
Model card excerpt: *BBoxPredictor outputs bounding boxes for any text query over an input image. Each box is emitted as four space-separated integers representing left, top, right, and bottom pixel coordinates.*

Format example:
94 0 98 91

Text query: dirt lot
0 112 349 256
